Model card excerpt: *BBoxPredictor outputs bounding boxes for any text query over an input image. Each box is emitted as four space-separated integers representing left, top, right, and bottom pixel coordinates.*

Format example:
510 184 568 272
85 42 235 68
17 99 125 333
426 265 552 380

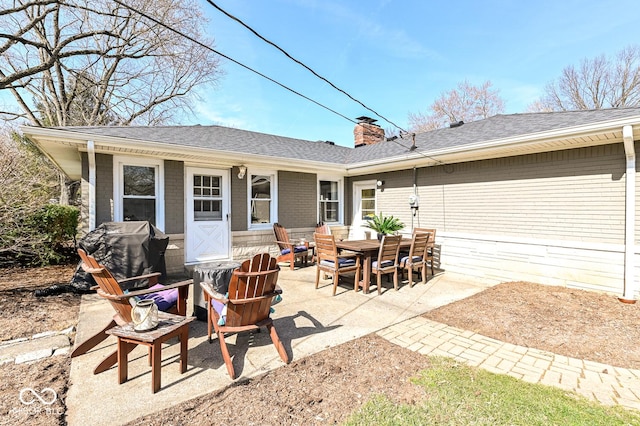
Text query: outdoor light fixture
237 165 247 179
376 180 384 187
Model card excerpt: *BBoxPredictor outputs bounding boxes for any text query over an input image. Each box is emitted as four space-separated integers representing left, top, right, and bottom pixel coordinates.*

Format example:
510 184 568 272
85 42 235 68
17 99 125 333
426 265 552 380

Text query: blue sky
192 1 640 147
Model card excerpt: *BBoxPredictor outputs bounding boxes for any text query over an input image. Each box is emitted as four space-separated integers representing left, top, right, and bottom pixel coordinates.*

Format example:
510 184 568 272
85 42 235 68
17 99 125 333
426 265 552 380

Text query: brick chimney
354 116 385 147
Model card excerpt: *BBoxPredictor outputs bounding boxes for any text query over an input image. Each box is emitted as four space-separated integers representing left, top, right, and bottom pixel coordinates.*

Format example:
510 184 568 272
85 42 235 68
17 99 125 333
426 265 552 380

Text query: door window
193 174 222 221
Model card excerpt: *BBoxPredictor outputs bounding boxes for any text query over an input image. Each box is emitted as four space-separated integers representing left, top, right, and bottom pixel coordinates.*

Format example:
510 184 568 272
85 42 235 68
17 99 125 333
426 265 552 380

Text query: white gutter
87 140 96 231
621 126 636 302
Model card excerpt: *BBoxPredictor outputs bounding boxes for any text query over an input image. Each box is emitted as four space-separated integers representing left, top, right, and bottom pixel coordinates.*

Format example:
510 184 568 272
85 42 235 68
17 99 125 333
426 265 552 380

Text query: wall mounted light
376 180 384 187
237 165 247 179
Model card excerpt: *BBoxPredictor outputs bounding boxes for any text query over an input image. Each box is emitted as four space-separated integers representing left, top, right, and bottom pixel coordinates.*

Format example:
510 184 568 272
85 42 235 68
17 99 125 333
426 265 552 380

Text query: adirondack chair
372 234 402 294
76 248 192 374
399 230 430 286
202 253 289 379
273 223 309 270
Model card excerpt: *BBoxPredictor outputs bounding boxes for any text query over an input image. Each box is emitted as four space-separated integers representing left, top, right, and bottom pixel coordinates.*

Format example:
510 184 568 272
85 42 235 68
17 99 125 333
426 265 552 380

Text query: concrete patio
66 266 496 425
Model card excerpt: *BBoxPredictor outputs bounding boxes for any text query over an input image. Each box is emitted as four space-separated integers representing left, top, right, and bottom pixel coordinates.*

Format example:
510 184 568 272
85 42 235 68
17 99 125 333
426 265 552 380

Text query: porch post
87 140 96 231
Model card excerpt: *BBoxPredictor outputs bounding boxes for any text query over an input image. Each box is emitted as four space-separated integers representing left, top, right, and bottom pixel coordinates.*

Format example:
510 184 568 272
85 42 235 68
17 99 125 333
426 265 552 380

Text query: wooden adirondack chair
202 253 290 379
273 223 309 270
76 248 192 374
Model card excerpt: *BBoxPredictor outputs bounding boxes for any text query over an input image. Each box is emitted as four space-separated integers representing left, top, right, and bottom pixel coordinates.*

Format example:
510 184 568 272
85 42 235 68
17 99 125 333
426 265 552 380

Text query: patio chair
273 222 309 270
314 232 361 295
415 228 436 276
75 248 192 374
399 230 430 286
202 253 289 379
315 222 331 235
372 234 402 294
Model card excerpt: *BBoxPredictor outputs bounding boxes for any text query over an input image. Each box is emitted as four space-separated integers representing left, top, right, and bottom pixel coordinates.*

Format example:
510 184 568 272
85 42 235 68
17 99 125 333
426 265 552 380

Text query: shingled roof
348 108 640 164
54 125 354 164
27 107 640 175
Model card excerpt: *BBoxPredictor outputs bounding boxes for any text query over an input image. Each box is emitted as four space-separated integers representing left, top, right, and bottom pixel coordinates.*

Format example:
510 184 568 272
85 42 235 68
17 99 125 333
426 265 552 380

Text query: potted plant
363 212 404 240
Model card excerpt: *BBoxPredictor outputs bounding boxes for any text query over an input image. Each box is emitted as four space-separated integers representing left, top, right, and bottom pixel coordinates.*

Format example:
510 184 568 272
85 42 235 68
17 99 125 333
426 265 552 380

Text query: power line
205 0 409 134
111 0 358 126
109 0 447 164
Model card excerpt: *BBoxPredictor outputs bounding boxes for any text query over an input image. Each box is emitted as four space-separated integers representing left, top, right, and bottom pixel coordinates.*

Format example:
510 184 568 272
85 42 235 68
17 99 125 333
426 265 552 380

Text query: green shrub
0 204 79 267
31 204 79 246
27 204 79 265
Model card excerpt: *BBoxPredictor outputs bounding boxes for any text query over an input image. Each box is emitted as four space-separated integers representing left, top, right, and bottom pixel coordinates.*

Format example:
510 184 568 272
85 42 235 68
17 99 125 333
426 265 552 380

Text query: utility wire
110 0 447 164
206 0 409 134
111 0 358 126
204 1 450 165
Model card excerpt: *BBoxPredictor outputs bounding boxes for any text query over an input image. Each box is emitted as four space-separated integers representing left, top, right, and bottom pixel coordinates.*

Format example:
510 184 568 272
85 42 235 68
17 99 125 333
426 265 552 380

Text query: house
22 107 640 300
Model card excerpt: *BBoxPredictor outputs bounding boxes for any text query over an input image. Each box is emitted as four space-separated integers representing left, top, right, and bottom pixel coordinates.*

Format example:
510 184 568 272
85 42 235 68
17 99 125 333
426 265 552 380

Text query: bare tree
531 45 640 112
409 80 505 132
1 0 223 126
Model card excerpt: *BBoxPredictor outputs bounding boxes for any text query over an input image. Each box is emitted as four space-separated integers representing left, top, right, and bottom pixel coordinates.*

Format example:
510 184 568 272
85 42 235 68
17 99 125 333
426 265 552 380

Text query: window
114 157 164 229
361 188 376 221
319 180 341 223
249 171 276 227
193 174 222 221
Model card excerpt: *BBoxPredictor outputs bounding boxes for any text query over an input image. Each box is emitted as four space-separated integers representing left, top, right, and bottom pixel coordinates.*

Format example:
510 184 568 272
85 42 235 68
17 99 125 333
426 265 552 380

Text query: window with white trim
114 157 164 229
319 179 342 223
249 171 277 228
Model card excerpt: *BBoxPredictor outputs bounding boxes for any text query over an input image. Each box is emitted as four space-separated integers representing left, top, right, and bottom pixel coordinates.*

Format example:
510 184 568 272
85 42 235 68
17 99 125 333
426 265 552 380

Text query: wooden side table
106 312 195 393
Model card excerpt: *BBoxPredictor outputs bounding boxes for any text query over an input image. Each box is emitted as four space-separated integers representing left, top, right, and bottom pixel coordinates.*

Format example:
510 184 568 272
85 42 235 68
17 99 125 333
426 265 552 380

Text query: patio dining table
335 238 412 294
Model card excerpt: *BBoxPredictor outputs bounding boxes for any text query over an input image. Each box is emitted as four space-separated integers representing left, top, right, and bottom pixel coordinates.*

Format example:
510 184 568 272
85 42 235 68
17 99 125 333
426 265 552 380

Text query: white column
87 140 96 231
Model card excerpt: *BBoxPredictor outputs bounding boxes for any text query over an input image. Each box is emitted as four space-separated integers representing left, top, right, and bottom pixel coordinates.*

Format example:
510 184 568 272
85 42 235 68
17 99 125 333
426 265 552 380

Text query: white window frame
113 156 165 231
247 168 278 229
317 176 343 224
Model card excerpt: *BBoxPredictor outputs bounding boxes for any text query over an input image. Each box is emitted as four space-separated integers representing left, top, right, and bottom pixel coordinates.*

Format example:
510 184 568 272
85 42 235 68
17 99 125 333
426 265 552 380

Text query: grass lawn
345 357 640 425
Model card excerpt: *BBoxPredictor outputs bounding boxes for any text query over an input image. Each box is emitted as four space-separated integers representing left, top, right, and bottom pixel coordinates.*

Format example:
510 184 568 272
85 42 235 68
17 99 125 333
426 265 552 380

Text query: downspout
621 126 636 303
411 166 418 229
87 140 96 231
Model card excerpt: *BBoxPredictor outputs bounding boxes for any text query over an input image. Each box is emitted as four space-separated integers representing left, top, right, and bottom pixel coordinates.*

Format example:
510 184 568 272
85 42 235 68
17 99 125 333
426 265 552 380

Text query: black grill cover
70 221 169 292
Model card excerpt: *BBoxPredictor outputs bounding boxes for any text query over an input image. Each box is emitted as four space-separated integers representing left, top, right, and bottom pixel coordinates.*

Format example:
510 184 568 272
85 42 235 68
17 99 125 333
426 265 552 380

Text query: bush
29 204 79 265
31 204 80 248
0 204 79 267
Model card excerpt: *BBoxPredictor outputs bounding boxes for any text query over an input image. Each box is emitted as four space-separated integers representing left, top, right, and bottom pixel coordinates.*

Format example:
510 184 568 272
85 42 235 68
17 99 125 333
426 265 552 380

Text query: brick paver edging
377 317 640 411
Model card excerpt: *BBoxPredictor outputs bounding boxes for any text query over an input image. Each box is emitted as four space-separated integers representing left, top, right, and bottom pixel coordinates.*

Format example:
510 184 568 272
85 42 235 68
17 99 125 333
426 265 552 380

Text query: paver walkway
378 316 640 412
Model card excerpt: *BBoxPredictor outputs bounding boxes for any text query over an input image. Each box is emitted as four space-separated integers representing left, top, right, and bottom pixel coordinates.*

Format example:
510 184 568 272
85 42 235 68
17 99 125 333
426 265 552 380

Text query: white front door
350 180 377 239
186 167 230 262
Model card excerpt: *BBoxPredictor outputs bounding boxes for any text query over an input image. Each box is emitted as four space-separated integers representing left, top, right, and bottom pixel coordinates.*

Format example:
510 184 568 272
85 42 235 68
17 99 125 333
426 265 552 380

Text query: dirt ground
2 265 640 425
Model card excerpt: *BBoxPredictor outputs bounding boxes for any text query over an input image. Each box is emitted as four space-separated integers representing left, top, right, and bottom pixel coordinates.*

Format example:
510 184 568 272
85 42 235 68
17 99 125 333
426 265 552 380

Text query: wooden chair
76 248 192 375
372 234 402 294
315 222 331 235
399 230 430 286
273 223 309 270
415 228 436 276
202 253 289 379
312 222 331 263
314 232 361 296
